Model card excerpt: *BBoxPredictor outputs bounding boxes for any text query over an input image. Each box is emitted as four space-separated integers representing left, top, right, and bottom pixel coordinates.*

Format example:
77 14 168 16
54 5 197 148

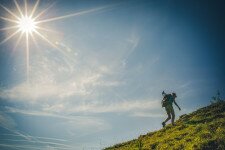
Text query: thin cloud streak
0 133 67 142
0 113 74 149
0 123 74 150
0 143 73 150
130 112 164 118
41 99 161 115
0 139 73 149
5 106 110 130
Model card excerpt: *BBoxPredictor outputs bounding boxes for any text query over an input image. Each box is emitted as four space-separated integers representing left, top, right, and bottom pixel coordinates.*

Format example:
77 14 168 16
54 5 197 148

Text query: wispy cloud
5 106 111 131
0 110 104 149
0 66 121 101
0 139 73 149
4 98 161 126
130 111 164 118
0 143 73 150
0 111 17 129
0 79 88 100
0 111 74 149
37 98 161 116
0 133 67 142
0 23 142 104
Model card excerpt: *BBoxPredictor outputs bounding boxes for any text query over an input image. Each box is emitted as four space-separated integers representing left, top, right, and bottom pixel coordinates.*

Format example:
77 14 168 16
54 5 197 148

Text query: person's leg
164 112 171 123
171 107 175 125
162 107 171 127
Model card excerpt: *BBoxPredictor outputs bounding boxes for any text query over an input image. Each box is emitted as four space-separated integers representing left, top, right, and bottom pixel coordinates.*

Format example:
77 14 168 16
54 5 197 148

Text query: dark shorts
165 104 175 116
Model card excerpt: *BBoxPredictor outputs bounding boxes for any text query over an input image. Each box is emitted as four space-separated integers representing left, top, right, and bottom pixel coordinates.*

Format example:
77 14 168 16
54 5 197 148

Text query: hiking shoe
162 122 166 127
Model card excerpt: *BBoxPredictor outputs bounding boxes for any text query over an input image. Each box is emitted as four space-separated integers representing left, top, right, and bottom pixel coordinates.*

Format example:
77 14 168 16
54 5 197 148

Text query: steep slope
105 101 225 150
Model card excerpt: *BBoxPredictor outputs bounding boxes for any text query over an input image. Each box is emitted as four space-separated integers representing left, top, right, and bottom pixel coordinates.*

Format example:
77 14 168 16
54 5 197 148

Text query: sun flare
18 16 37 34
0 0 108 81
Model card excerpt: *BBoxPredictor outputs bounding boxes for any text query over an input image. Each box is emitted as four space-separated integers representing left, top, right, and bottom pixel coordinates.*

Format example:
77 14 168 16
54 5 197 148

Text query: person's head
172 93 177 98
162 91 166 96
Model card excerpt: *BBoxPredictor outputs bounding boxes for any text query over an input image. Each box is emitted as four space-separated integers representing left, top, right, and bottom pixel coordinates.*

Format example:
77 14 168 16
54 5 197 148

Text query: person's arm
174 100 181 110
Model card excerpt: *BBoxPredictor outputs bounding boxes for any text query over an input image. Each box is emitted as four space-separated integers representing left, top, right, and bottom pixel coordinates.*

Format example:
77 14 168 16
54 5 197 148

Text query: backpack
161 94 172 107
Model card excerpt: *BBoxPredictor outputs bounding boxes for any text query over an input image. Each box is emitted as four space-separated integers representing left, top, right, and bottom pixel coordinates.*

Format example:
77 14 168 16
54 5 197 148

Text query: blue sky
0 0 225 149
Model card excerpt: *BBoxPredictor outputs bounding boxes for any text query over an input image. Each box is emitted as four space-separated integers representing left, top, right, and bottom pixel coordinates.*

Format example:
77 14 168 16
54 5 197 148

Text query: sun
0 0 108 81
18 16 37 34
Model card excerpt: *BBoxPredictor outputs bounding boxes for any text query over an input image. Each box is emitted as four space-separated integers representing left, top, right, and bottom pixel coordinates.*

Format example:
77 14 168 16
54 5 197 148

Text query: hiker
161 91 181 127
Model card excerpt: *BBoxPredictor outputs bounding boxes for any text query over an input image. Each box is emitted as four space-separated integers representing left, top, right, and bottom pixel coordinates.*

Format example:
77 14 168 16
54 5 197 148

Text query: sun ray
24 0 28 16
34 30 71 59
0 25 19 31
30 32 39 49
36 6 107 23
30 0 39 18
0 0 115 81
12 32 23 53
14 0 24 17
0 4 20 20
33 30 58 49
25 32 30 82
0 16 19 23
35 26 61 34
0 30 20 45
33 2 55 20
10 32 23 57
35 30 74 71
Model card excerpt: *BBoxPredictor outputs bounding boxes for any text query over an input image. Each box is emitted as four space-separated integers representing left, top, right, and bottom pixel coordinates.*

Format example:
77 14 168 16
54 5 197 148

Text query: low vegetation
105 101 225 150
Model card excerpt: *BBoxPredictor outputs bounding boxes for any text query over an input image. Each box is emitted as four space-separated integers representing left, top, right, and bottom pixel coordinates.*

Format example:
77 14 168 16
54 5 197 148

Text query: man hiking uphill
161 91 181 127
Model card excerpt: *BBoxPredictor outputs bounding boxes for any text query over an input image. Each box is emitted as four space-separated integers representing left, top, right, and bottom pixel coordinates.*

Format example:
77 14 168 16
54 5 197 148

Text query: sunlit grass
105 101 225 150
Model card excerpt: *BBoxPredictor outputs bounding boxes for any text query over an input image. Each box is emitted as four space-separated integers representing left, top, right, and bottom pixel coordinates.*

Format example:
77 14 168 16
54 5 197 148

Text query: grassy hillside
105 101 225 150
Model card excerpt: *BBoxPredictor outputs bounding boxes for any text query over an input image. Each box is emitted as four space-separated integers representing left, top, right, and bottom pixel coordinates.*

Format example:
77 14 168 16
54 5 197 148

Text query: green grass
104 101 225 150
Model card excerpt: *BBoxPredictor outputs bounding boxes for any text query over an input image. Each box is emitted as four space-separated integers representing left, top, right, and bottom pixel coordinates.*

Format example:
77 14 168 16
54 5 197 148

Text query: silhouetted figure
211 90 223 103
161 91 181 127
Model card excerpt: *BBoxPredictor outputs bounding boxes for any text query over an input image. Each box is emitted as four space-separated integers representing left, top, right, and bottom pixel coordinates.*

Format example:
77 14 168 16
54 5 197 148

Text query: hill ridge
105 101 225 150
